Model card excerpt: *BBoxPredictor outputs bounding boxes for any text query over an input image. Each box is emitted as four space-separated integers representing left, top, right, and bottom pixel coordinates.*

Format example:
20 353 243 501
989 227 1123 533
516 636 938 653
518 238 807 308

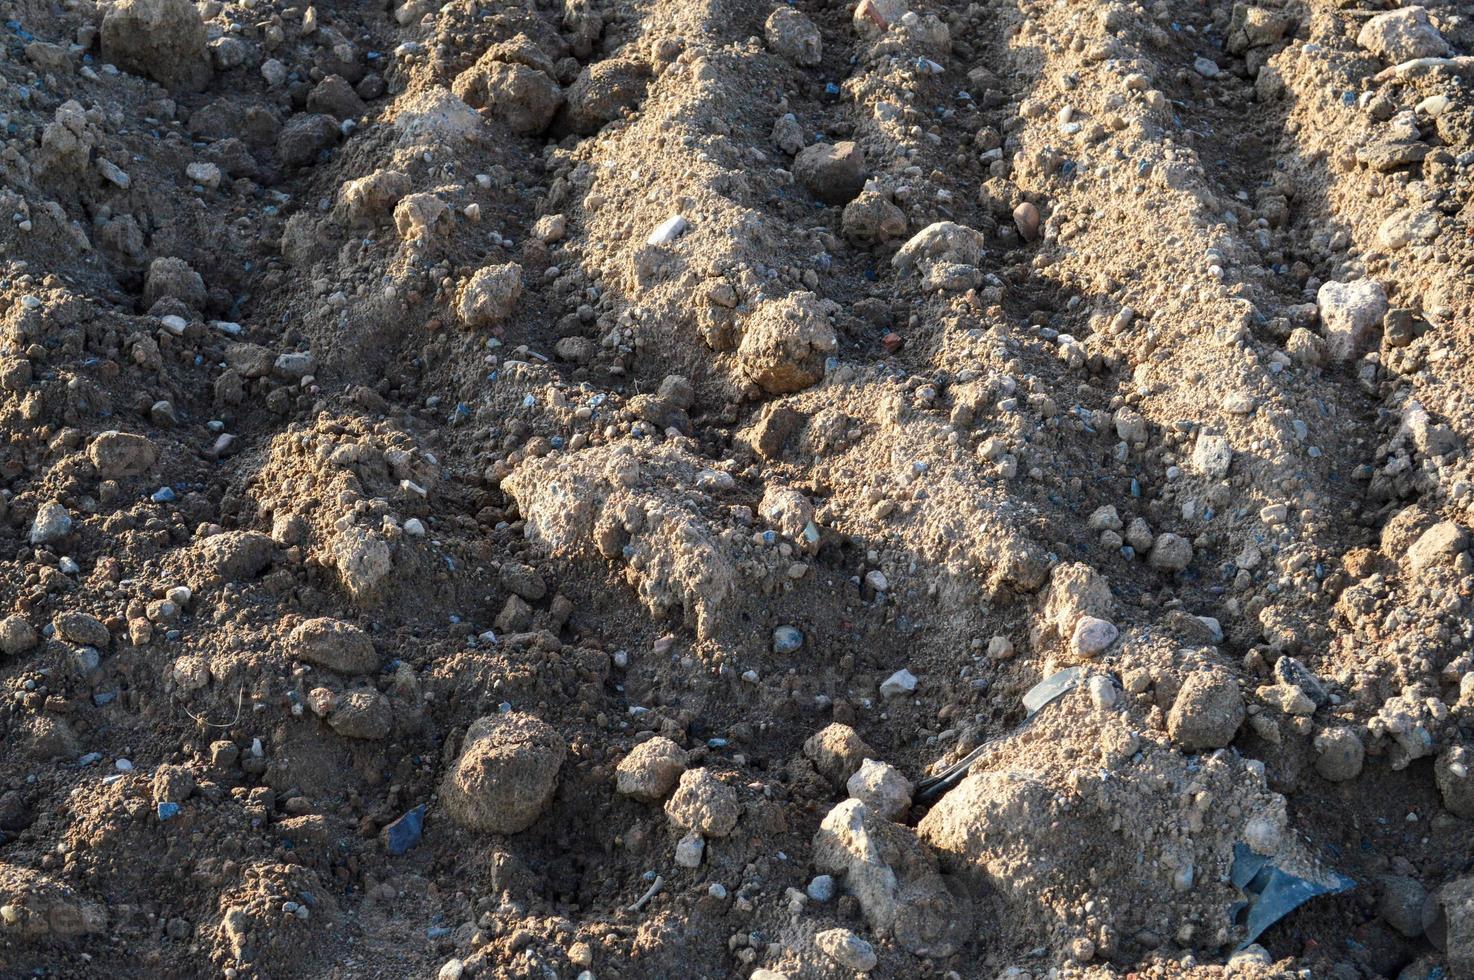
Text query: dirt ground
1 0 1473 977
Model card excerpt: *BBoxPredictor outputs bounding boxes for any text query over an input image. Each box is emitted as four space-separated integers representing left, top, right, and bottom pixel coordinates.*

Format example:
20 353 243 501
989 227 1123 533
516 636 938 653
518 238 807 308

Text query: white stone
674 831 705 868
1088 674 1118 709
186 161 221 188
1317 279 1387 362
647 215 689 246
1071 616 1118 657
806 874 836 902
29 501 72 545
879 668 917 698
1191 433 1233 479
846 759 912 821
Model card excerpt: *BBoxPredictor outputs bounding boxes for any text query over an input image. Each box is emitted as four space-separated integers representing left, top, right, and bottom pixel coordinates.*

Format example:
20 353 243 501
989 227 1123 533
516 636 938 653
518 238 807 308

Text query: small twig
627 875 664 913
182 686 245 729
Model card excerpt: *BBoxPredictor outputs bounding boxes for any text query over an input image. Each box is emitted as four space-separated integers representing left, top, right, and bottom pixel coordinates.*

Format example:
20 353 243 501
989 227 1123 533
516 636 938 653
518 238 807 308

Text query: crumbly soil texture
2 0 1474 977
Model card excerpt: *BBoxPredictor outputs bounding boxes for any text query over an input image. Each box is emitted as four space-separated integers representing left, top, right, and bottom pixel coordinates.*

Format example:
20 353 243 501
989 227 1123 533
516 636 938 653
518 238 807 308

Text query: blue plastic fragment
1022 667 1083 717
1230 843 1354 948
157 802 180 821
385 804 425 856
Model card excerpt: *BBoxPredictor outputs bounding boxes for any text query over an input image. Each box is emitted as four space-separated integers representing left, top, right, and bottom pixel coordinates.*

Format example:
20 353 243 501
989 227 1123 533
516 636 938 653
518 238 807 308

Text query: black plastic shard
916 668 1085 802
1230 843 1355 948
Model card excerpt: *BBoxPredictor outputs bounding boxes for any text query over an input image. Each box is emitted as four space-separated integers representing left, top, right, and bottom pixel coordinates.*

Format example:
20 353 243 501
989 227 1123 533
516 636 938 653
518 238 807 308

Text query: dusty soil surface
2 0 1474 977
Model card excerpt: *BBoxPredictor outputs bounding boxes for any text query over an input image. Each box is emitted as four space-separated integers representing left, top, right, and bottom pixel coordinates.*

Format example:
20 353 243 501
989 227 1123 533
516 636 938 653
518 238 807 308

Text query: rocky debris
1168 669 1245 750
144 257 207 312
1406 521 1468 573
892 221 986 276
846 759 912 821
1227 5 1289 54
1041 561 1113 641
815 928 878 972
1148 532 1194 571
394 193 450 241
87 430 157 479
1378 207 1440 251
772 625 805 654
645 214 688 246
0 616 39 657
1378 875 1427 939
53 612 109 649
339 170 411 226
557 59 647 136
100 0 211 92
814 799 970 957
794 141 867 205
1190 433 1233 480
738 291 837 394
664 769 739 837
307 76 366 121
454 53 563 135
615 736 689 802
440 713 566 834
287 618 378 675
842 190 907 244
194 531 275 584
879 668 917 699
1357 7 1448 64
331 527 393 599
277 113 341 169
674 832 705 868
1313 727 1366 782
804 723 874 789
765 8 823 67
28 501 72 546
324 689 393 741
457 264 523 329
0 867 105 942
771 113 804 155
1317 279 1388 362
1434 745 1473 817
393 88 482 144
2 0 1474 971
853 0 907 35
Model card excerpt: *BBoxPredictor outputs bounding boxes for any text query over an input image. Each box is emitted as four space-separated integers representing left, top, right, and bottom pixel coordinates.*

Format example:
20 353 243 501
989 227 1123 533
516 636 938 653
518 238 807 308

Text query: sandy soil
1 0 1474 977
